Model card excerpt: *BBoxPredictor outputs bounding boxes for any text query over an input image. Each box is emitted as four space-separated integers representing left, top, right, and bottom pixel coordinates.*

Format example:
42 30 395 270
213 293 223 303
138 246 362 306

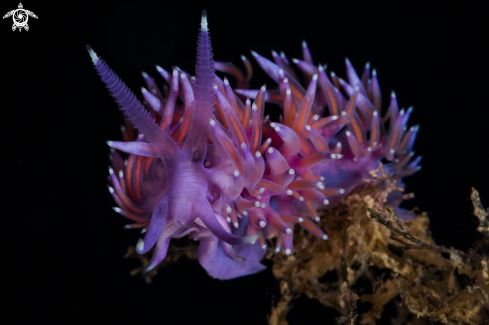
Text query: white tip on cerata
299 197 304 201
252 103 258 111
390 148 395 153
201 10 208 31
332 115 339 121
261 85 266 91
315 216 320 222
226 207 232 213
209 118 216 126
241 142 247 149
261 203 267 208
234 169 239 177
331 153 337 159
292 58 299 64
255 151 261 157
289 169 295 175
119 170 123 179
108 186 115 194
259 221 266 228
323 199 329 205
268 147 274 154
86 45 99 64
346 130 352 136
278 68 283 75
341 111 347 116
339 188 345 194
108 166 114 175
286 228 292 234
286 88 291 96
136 238 144 252
241 55 246 61
298 217 304 222
372 69 377 76
106 141 114 147
322 234 329 240
255 201 261 207
312 74 318 81
354 85 359 91
275 247 281 253
285 249 291 256
262 244 267 250
113 207 121 213
226 217 231 223
250 240 256 245
259 187 266 193
373 111 378 116
141 228 147 234
141 71 149 79
305 125 311 131
283 78 288 83
223 77 229 85
286 190 293 195
234 222 239 229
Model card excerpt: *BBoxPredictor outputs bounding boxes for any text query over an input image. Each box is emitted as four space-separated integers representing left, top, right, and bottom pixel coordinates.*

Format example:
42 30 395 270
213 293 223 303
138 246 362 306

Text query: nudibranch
88 11 420 279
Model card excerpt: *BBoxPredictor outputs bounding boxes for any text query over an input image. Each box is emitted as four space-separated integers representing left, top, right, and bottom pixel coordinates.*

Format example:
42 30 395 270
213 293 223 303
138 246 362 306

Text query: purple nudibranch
88 10 420 279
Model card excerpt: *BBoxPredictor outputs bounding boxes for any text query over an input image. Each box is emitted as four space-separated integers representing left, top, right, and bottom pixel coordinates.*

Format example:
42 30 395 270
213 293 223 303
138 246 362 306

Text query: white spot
204 161 211 167
259 188 266 193
234 170 240 177
86 45 99 64
268 147 274 153
136 238 144 252
337 154 343 159
372 69 377 76
331 71 336 77
313 115 320 121
288 169 295 175
286 190 293 195
180 73 187 80
318 64 324 72
315 216 320 222
234 222 239 228
367 147 372 152
141 228 147 234
346 130 352 136
332 116 339 121
286 228 292 234
255 202 261 207
354 85 359 91
312 74 318 81
320 176 325 180
322 234 329 240
261 204 267 208
323 199 329 205
305 125 311 131
341 111 347 116
292 58 299 64
331 154 337 159
107 141 114 147
261 244 267 250
278 67 283 74
241 55 246 61
250 240 256 245
241 143 247 149
113 207 121 213
224 78 229 85
257 196 262 199
213 84 218 89
108 186 115 194
302 40 307 47
226 217 231 223
119 170 123 179
373 111 378 116
261 85 267 91
339 189 345 194
210 119 216 126
298 217 304 222
246 98 251 105
390 149 395 153
108 167 114 175
201 10 208 30
243 211 248 216
252 103 258 111
285 249 291 256
173 69 178 76
255 151 261 158
226 207 232 213
283 78 289 83
299 197 304 201
286 89 291 95
275 247 281 253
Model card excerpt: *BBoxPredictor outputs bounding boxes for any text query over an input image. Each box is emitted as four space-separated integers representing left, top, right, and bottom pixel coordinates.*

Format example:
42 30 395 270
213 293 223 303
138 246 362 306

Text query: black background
4 1 489 324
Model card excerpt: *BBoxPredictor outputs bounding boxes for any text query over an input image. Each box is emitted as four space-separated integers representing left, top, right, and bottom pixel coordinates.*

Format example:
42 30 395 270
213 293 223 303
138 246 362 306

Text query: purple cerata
87 11 420 280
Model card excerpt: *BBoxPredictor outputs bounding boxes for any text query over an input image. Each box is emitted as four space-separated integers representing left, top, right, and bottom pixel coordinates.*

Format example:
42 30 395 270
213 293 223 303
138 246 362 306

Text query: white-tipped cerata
209 118 216 126
285 249 291 256
259 221 266 228
255 201 261 207
255 151 261 157
323 199 329 205
286 228 292 234
322 234 329 240
315 216 320 222
262 244 267 250
234 222 239 229
226 217 231 223
113 207 121 213
225 207 232 213
234 170 240 177
298 217 304 222
275 247 281 253
136 238 144 252
286 190 293 195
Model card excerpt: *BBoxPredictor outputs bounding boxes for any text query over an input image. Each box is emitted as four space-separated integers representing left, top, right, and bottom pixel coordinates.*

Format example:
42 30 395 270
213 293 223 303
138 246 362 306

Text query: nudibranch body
88 11 419 279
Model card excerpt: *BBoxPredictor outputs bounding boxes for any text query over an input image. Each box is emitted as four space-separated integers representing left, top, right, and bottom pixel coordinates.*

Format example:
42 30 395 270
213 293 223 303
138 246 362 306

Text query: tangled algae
125 165 489 324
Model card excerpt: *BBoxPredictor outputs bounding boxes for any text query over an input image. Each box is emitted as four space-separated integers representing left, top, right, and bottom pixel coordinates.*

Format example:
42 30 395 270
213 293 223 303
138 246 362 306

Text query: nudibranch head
89 11 419 279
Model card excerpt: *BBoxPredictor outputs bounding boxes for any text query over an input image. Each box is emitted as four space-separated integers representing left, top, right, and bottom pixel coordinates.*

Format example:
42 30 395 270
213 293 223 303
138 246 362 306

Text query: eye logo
3 3 37 32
